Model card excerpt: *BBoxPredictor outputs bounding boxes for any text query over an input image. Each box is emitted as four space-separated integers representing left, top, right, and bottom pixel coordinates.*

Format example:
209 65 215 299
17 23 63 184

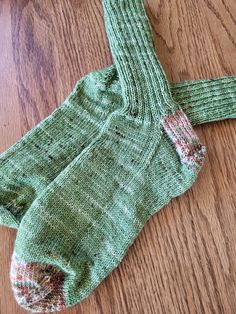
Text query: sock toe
10 254 66 313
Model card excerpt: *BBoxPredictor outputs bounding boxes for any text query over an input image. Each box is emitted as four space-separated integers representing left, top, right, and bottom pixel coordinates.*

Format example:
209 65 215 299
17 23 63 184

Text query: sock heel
162 109 206 168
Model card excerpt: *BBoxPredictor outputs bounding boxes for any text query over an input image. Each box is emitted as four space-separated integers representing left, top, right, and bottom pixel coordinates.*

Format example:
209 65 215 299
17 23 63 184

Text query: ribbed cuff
96 65 236 126
103 0 176 116
171 76 236 125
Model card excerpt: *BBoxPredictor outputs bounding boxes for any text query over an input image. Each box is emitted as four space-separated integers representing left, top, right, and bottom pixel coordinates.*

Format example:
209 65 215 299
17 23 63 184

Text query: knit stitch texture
0 0 234 312
9 0 207 312
1 67 236 229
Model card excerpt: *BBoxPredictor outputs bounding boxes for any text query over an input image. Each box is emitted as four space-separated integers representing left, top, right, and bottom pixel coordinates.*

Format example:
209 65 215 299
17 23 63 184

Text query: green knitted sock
10 1 209 312
1 64 235 229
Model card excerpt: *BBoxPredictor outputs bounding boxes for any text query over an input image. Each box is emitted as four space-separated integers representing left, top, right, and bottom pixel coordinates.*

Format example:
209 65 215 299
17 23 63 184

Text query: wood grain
0 0 235 313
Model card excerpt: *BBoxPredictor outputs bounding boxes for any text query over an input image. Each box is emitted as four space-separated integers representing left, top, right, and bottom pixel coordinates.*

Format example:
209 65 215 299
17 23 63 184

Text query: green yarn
1 65 235 229
9 0 207 312
172 76 236 124
0 0 235 312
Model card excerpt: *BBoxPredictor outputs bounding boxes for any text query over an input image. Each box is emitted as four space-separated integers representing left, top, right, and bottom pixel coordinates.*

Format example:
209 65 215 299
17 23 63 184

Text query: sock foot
10 254 66 313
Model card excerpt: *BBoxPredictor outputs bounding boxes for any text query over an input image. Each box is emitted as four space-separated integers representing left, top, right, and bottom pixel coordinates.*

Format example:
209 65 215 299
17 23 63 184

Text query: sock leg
172 76 236 125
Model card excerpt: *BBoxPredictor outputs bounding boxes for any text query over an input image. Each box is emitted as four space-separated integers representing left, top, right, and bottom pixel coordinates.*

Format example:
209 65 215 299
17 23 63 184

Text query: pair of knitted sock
1 0 236 312
2 65 236 229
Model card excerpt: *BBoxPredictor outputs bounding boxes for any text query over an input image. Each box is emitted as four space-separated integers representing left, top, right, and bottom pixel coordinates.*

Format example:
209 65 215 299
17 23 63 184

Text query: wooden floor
0 0 235 313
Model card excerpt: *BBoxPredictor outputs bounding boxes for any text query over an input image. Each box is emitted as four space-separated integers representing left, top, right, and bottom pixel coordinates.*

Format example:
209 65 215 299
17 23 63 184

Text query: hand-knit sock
10 1 209 312
1 64 235 230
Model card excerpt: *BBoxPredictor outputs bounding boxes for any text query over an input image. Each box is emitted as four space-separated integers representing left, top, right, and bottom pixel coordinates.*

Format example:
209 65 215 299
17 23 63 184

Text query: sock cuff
171 76 236 125
103 0 176 115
